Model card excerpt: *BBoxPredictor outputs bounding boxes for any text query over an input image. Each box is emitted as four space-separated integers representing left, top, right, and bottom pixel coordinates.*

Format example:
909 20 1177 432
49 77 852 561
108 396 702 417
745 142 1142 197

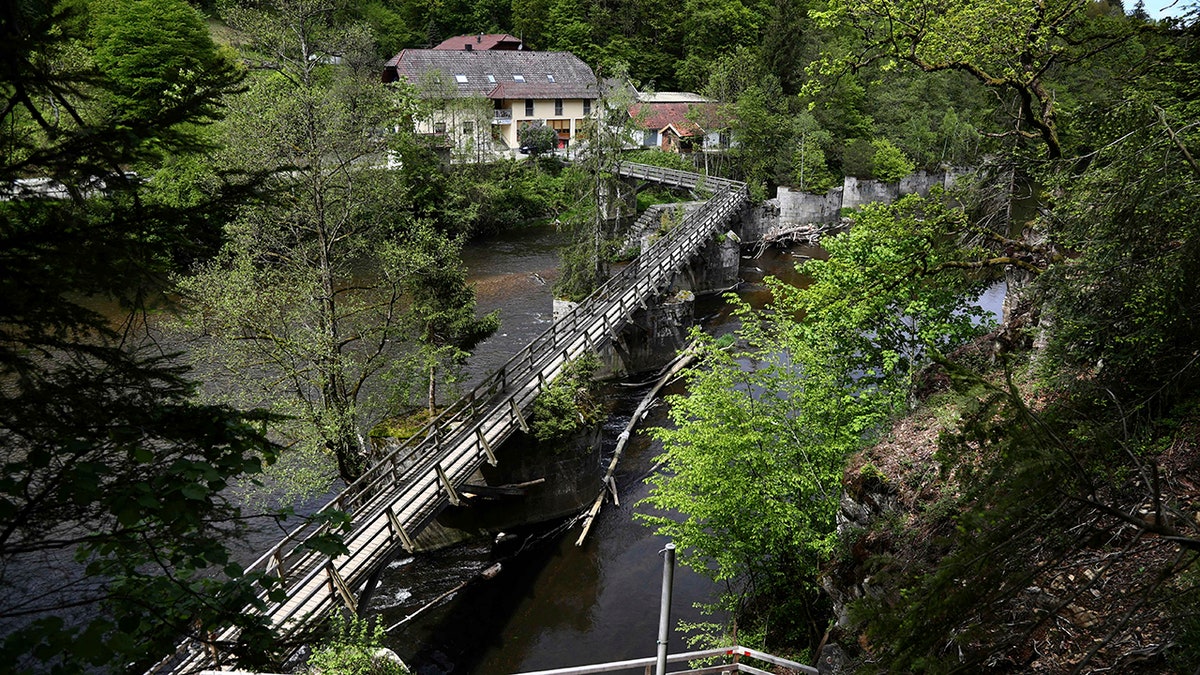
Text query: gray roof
388 49 598 100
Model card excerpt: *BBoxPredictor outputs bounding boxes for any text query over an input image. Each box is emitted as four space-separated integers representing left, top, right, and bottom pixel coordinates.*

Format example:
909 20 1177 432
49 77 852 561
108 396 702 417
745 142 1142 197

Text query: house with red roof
383 42 598 157
629 92 729 154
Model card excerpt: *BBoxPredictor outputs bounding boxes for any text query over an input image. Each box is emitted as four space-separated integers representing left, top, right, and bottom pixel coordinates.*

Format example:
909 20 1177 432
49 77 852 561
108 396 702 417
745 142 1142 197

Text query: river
369 227 831 675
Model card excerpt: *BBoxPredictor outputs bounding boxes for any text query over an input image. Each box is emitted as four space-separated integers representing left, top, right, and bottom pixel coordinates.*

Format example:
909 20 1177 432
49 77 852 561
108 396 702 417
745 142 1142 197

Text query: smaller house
433 33 524 51
629 92 728 153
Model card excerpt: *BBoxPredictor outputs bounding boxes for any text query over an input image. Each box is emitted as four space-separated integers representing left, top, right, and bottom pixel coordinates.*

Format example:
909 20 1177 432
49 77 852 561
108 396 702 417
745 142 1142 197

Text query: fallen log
575 343 699 546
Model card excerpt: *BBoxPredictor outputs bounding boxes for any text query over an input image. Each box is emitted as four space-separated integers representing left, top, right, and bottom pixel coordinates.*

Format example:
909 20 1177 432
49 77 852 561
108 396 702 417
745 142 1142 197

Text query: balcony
493 109 512 125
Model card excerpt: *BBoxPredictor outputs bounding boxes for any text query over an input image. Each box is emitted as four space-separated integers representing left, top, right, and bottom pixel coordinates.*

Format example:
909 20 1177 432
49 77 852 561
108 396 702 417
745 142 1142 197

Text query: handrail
511 645 818 675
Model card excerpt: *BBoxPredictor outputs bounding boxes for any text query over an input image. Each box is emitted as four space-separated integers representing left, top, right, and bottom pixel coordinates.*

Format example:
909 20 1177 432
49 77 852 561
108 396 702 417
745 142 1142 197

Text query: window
546 74 555 82
549 119 571 147
553 99 563 116
513 74 525 82
454 74 468 84
434 122 446 134
487 74 496 83
583 99 591 115
462 120 474 135
525 99 534 116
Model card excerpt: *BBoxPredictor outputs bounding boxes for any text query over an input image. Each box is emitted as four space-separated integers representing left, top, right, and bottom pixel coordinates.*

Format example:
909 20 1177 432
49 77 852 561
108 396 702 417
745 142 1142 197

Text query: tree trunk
428 365 437 418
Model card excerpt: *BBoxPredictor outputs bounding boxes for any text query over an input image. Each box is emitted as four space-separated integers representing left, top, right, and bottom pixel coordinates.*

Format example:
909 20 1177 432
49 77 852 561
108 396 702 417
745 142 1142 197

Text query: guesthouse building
383 44 598 158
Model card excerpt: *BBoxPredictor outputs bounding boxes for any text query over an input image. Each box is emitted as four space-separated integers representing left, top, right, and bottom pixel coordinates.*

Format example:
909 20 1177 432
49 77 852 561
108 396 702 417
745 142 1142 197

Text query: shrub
871 139 915 182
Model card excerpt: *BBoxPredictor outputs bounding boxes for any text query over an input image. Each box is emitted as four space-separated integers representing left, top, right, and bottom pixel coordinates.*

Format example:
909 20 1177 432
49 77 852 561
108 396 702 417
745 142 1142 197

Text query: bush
871 139 915 182
307 614 408 675
625 149 696 172
531 352 602 446
518 122 557 156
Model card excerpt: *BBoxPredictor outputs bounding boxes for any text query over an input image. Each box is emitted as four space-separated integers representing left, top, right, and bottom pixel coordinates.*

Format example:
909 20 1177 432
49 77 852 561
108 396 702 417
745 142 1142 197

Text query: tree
178 0 497 490
553 66 642 301
640 194 994 647
869 138 915 182
797 9 1200 670
0 1 293 671
792 111 835 192
814 0 1132 159
518 121 558 156
726 79 797 198
401 222 500 417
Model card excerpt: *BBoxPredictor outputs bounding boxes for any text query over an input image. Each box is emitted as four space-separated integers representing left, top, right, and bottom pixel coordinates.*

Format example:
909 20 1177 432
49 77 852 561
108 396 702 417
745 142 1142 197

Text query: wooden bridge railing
613 162 743 194
150 165 748 673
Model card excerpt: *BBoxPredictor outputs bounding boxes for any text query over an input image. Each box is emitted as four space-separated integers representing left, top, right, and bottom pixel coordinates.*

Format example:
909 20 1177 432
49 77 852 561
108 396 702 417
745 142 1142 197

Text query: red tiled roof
629 102 724 137
434 34 523 51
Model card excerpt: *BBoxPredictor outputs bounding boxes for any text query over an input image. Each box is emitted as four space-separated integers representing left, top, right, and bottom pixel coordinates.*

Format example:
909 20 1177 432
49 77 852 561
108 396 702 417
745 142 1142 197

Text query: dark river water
369 229 836 675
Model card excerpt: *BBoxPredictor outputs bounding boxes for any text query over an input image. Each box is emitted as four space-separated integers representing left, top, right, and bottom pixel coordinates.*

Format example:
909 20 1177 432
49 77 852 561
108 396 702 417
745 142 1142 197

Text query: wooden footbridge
152 163 748 673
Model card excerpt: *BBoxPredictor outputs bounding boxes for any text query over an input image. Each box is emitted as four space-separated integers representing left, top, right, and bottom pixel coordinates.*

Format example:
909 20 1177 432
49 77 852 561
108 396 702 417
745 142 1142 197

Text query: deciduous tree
178 1 497 491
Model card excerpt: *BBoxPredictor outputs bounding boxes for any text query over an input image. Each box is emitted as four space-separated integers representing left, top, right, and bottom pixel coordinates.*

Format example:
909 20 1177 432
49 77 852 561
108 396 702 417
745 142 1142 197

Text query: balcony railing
493 109 512 124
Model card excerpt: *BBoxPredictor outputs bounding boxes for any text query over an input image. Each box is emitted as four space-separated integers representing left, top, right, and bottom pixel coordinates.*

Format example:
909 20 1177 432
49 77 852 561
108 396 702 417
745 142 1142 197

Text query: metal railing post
656 543 676 675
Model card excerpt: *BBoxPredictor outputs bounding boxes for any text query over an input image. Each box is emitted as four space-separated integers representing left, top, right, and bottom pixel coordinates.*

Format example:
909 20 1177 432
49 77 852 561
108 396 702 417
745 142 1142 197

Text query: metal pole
655 543 676 675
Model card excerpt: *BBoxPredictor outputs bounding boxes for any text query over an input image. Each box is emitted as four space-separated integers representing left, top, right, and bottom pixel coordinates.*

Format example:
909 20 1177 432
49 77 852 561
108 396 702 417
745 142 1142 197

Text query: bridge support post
435 463 461 506
385 508 415 552
676 230 741 295
476 428 498 465
509 398 530 433
326 563 358 615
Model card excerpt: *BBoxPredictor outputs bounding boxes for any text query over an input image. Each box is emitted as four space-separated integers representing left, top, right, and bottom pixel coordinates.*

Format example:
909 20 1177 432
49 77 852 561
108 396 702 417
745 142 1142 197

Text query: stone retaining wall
749 169 967 237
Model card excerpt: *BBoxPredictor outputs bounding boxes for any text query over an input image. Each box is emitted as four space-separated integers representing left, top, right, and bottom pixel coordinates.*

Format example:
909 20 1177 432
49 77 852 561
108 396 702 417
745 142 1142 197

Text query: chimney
477 33 483 43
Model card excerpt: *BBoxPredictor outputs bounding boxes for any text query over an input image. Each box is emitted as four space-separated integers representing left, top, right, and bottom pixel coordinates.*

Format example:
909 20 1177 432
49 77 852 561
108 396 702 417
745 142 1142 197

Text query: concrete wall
754 169 966 236
841 176 900 210
777 186 843 225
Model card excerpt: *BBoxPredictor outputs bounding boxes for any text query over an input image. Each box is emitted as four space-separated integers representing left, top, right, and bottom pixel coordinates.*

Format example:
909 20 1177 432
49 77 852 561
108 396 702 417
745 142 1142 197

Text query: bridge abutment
605 289 695 376
429 425 603 540
676 230 741 295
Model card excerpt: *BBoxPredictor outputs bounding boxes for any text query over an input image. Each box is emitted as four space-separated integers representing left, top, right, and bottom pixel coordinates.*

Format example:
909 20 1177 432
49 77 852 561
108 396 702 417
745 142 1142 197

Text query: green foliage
723 77 794 198
553 67 640 300
869 138 915 182
401 221 501 416
1036 97 1200 397
840 138 874 178
307 614 409 675
91 0 240 124
791 112 836 192
0 2 292 671
639 191 992 647
531 352 602 446
451 160 571 235
626 149 696 172
518 121 558 156
813 0 1134 159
